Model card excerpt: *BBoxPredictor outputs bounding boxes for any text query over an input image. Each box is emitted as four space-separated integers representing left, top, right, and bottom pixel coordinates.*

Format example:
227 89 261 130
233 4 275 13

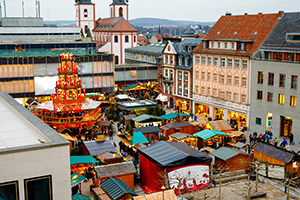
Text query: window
179 58 182 66
213 73 217 82
227 92 232 100
182 46 186 52
184 73 188 81
287 53 293 63
257 91 263 100
228 59 232 67
85 25 88 34
207 72 211 81
196 71 199 80
218 42 220 48
241 94 246 103
178 85 182 94
25 175 52 200
134 35 136 42
196 86 199 94
258 71 263 84
165 56 169 64
184 86 188 95
227 75 232 84
213 88 217 97
241 43 246 51
207 87 211 95
114 35 118 43
84 9 88 17
234 93 239 102
231 43 234 49
290 96 297 107
220 91 225 99
242 77 247 87
115 55 119 65
267 92 273 102
170 70 173 81
291 75 298 89
202 57 206 64
125 35 129 43
220 75 224 84
208 57 212 65
196 56 200 64
0 181 18 200
119 7 123 17
171 57 173 65
202 41 207 49
165 69 168 77
188 46 192 52
165 83 169 93
235 60 240 68
225 42 228 49
268 73 274 86
234 76 239 86
211 42 214 48
170 84 173 94
279 74 286 87
242 60 248 68
202 87 206 95
201 72 205 80
214 58 219 66
221 58 226 67
278 94 285 104
179 71 182 80
185 58 189 67
256 117 262 125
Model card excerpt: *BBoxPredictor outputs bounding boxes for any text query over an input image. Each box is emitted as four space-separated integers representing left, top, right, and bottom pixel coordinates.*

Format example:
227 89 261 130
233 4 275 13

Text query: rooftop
125 42 166 53
117 100 156 108
94 162 137 178
210 147 250 161
94 17 137 32
0 92 68 153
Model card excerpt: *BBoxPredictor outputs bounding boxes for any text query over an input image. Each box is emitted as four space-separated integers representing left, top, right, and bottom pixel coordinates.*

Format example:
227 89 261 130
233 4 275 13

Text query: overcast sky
4 0 300 22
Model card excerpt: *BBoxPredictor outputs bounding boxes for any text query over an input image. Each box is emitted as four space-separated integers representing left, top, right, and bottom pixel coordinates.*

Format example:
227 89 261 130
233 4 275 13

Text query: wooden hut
252 142 300 179
122 114 136 126
206 120 233 133
97 152 123 165
194 129 228 149
133 126 161 142
131 114 163 127
210 147 252 172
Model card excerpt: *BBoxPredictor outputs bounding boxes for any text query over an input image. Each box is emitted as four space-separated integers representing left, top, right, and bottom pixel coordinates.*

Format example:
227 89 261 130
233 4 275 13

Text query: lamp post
161 185 166 200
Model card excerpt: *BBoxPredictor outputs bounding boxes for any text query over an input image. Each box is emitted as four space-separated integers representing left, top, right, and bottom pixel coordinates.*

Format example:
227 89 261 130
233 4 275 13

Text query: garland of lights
0 53 113 60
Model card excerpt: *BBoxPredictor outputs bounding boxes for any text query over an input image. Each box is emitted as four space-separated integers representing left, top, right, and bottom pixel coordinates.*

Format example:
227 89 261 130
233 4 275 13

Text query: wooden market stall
252 141 300 179
205 120 234 133
226 131 247 144
133 126 161 142
194 129 229 149
122 114 136 126
131 114 163 127
168 132 197 148
210 147 252 172
97 152 123 165
60 133 76 152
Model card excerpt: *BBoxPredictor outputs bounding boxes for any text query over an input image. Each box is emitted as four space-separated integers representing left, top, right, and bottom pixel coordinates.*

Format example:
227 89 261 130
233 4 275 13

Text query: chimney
244 13 248 15
258 12 262 15
225 12 232 16
279 10 284 17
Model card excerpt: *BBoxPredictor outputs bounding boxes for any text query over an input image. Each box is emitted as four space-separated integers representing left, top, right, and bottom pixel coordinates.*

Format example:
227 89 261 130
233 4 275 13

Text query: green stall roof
120 84 137 91
71 173 87 188
131 132 149 144
72 193 91 200
160 113 190 120
210 147 250 161
193 129 228 140
70 156 99 166
131 114 162 123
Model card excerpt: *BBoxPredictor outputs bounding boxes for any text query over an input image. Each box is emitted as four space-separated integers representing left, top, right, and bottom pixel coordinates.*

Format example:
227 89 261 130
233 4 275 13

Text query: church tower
75 0 95 37
110 0 129 21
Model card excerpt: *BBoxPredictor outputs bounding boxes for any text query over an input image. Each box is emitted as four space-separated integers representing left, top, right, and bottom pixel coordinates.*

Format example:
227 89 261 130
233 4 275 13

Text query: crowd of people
249 130 295 148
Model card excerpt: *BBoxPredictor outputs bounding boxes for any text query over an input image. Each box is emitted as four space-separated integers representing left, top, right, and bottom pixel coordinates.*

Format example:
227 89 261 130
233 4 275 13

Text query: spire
158 24 161 34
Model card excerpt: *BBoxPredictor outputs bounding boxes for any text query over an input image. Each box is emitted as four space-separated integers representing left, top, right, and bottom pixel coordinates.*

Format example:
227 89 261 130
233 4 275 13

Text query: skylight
217 31 220 35
254 31 257 35
234 31 238 35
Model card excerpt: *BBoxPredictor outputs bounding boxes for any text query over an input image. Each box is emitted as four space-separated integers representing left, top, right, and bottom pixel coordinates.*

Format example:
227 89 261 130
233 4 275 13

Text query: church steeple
110 0 129 21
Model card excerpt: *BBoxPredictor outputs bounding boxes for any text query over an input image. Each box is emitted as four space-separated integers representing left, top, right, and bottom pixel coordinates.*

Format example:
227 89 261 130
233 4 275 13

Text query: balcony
163 76 173 82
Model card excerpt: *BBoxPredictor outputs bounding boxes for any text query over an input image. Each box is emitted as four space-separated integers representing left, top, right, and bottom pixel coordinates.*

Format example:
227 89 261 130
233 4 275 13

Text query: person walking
289 133 294 145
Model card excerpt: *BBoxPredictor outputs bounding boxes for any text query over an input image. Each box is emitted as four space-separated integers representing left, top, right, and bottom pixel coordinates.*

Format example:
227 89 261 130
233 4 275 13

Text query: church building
75 0 95 37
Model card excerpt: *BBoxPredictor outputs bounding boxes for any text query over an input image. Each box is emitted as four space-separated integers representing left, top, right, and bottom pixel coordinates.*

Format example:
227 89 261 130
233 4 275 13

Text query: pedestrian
289 133 294 145
84 131 88 141
274 138 278 146
249 133 253 144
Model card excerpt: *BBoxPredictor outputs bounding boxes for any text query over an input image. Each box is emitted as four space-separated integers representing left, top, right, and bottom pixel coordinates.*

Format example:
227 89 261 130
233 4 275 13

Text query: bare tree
283 171 300 200
211 165 230 200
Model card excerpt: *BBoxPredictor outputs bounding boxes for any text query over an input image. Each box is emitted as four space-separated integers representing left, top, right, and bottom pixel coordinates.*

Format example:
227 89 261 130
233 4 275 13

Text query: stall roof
227 131 247 137
123 114 136 120
97 121 111 126
208 120 233 132
194 129 228 140
131 132 149 144
94 162 137 178
70 156 99 166
140 141 212 168
60 133 75 141
100 177 137 200
72 193 91 200
97 152 122 161
170 132 190 140
234 142 247 149
133 126 160 134
119 84 137 91
134 143 147 150
131 114 162 123
160 120 193 130
84 140 116 155
210 147 250 161
160 113 190 120
252 142 295 164
71 172 87 188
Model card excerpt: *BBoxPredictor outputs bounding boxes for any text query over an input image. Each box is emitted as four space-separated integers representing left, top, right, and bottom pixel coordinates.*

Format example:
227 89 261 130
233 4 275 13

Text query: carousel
32 52 102 130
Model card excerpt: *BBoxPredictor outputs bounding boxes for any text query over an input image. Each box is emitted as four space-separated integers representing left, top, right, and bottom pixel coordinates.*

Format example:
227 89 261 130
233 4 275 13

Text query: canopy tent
72 193 91 200
139 141 212 194
71 172 87 188
70 156 99 166
160 113 190 120
120 84 137 91
194 130 228 140
155 93 168 102
131 132 149 144
131 114 162 123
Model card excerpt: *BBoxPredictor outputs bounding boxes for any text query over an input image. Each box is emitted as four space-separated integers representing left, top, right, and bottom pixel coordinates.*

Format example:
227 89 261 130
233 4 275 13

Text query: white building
75 0 95 37
0 92 71 200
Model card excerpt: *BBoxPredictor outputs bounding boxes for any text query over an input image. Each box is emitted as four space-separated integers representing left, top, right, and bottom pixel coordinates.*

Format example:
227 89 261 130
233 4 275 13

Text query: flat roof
0 92 69 153
117 100 156 108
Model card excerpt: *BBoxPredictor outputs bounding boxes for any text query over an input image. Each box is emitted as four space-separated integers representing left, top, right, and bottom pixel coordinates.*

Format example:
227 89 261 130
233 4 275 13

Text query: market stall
131 114 163 127
139 141 212 195
70 156 99 175
168 132 197 148
205 120 233 133
97 152 123 165
226 131 247 144
194 129 228 149
133 126 160 142
79 140 116 156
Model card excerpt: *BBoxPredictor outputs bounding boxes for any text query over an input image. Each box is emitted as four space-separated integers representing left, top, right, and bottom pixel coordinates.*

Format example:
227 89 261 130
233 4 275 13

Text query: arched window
114 36 118 43
115 55 119 65
119 7 123 17
84 9 88 18
84 25 88 34
125 35 129 43
134 35 136 42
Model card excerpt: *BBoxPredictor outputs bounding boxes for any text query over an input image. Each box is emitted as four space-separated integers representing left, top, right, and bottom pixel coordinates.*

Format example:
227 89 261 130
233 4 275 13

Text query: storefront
214 108 224 120
280 115 293 137
176 99 190 113
228 111 247 128
195 104 210 117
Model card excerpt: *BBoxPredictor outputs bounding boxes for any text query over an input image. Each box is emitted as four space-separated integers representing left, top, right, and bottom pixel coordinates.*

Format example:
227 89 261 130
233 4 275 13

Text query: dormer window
218 42 220 48
182 46 186 52
225 42 227 49
202 41 207 49
188 46 192 52
241 43 246 51
231 43 235 49
211 42 214 48
185 58 189 67
179 58 182 66
287 34 300 42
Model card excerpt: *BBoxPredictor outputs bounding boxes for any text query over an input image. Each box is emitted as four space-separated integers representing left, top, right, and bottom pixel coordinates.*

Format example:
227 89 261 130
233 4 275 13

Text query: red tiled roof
198 34 206 38
137 35 150 46
93 17 138 32
193 13 282 56
154 34 162 41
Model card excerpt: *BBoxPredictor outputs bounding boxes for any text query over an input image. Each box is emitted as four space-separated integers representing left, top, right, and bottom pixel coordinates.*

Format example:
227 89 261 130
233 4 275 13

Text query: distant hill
129 18 214 26
44 20 76 26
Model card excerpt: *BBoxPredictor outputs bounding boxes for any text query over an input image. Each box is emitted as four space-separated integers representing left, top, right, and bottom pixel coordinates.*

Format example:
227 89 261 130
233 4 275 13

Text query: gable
162 42 177 54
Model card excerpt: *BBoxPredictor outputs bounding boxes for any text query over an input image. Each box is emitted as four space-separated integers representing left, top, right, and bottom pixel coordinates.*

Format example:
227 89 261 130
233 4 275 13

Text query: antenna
38 1 40 18
36 0 38 18
3 0 6 18
0 3 2 19
22 1 24 18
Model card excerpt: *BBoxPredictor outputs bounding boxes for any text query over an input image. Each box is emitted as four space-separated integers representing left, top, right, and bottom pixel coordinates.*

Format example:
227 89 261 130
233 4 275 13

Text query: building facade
249 12 300 141
192 12 282 128
0 92 71 200
75 0 96 37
